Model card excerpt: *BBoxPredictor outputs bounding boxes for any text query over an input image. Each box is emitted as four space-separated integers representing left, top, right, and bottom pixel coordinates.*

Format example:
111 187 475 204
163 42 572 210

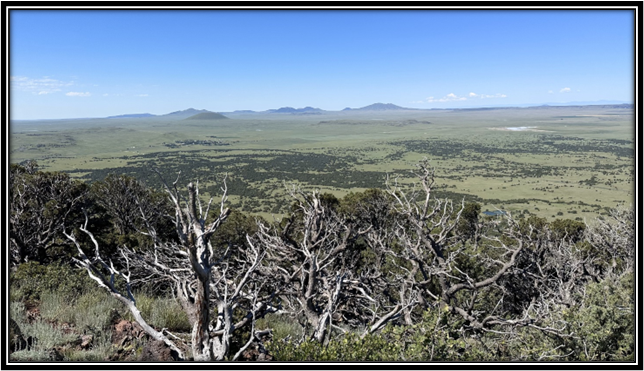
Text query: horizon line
9 100 633 121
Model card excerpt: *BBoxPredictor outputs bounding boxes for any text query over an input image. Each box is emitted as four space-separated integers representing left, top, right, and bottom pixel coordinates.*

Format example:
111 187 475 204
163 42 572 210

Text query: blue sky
9 9 635 119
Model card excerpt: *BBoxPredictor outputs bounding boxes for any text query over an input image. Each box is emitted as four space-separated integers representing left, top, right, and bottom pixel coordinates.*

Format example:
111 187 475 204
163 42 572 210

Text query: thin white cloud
11 76 74 94
424 92 506 103
426 93 467 103
135 94 149 97
66 91 91 97
480 93 507 99
560 87 571 93
548 90 554 94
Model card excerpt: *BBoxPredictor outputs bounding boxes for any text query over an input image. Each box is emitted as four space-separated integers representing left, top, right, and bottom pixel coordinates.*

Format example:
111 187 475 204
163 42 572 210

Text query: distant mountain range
227 103 415 115
98 101 631 121
216 103 416 116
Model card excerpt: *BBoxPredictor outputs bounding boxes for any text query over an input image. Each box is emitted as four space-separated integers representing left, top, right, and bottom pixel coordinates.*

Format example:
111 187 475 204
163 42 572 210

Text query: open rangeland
10 104 634 221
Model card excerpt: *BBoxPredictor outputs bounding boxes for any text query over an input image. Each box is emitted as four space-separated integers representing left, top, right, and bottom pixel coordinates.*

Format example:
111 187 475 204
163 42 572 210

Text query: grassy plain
10 105 634 221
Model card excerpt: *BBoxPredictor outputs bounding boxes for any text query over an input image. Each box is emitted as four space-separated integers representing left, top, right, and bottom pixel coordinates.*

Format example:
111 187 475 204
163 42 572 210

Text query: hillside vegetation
8 159 635 362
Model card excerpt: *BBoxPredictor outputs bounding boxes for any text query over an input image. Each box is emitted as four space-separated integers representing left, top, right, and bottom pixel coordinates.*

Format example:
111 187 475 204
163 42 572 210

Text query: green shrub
10 301 27 324
563 272 635 361
256 313 303 342
73 291 122 331
13 289 121 362
61 330 114 362
10 262 95 301
149 297 191 332
10 262 49 301
267 309 496 361
123 292 191 332
9 350 51 362
38 291 77 325
268 329 418 361
18 321 79 351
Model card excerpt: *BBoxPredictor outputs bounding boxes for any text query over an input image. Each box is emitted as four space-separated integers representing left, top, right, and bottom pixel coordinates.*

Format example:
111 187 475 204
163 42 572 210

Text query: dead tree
367 161 612 337
255 186 394 344
64 172 274 361
363 161 466 325
366 160 577 337
584 204 634 278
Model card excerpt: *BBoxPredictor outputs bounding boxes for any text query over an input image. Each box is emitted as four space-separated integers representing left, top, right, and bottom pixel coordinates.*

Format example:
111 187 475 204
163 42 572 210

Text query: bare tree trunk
191 276 212 361
64 173 264 361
